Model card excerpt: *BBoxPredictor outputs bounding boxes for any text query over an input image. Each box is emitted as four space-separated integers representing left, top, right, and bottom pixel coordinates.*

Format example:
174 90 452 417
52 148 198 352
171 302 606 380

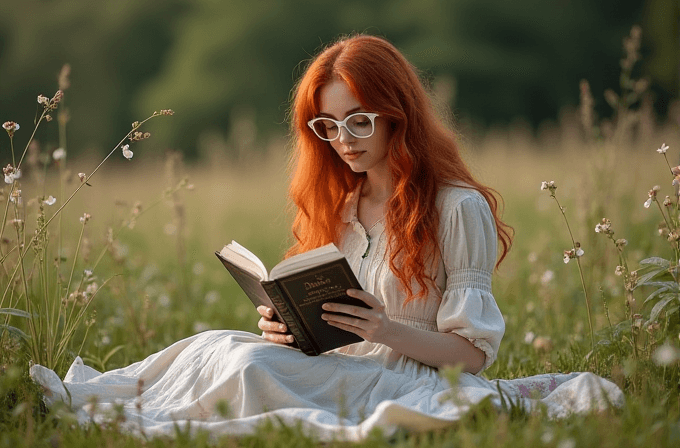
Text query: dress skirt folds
30 185 624 441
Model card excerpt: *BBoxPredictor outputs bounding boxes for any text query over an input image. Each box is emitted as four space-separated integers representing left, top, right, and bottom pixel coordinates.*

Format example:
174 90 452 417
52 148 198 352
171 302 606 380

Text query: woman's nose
337 126 355 144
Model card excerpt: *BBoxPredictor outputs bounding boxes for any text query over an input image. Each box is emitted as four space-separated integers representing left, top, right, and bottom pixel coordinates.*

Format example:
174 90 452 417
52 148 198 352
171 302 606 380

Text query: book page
269 243 344 279
219 241 269 281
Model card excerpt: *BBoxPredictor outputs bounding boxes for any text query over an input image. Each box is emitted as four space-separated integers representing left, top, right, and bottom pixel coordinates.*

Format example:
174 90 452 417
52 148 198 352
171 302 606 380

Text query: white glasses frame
307 112 380 141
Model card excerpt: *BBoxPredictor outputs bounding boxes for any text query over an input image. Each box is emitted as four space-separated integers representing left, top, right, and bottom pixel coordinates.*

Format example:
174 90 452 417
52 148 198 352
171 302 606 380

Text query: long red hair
287 34 513 303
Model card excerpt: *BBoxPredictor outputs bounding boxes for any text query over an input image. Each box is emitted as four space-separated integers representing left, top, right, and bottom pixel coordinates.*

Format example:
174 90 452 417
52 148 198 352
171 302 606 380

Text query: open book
215 242 367 356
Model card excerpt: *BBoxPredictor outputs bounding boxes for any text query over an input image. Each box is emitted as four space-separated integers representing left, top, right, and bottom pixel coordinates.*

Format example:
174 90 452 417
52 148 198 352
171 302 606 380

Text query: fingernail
321 304 329 310
279 324 285 331
321 314 328 320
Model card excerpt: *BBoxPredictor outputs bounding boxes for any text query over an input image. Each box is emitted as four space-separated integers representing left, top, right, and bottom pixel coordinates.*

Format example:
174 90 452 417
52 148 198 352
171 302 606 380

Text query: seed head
159 109 174 116
37 95 49 106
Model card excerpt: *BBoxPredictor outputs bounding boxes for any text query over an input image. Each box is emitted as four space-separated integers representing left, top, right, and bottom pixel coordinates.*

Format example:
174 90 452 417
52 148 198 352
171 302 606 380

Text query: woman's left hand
321 289 393 344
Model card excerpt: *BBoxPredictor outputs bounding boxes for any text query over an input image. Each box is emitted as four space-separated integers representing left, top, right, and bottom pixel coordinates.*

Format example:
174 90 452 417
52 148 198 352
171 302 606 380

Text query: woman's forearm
381 321 486 373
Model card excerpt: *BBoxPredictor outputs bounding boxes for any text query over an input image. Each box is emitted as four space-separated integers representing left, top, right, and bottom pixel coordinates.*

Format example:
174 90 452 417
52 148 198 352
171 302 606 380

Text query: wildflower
540 270 554 285
85 282 98 297
3 165 20 184
2 121 19 137
129 131 151 142
672 166 680 176
131 121 140 130
657 143 669 154
52 147 66 161
37 94 49 106
664 196 673 207
632 314 643 330
540 180 556 192
594 218 614 235
615 265 625 276
79 213 91 224
121 144 133 160
9 189 21 204
532 336 553 352
49 90 64 109
668 231 680 242
43 195 56 206
45 114 52 122
563 245 584 263
644 186 661 208
78 173 87 182
84 269 93 279
615 238 628 248
159 109 174 116
652 343 680 366
524 331 536 344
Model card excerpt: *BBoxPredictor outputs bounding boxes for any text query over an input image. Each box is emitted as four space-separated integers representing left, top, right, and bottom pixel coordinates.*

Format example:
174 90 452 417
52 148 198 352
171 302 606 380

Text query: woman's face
317 80 390 175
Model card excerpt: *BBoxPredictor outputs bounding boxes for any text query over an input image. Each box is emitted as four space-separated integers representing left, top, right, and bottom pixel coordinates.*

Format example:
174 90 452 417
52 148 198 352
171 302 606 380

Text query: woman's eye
355 121 369 127
325 124 338 130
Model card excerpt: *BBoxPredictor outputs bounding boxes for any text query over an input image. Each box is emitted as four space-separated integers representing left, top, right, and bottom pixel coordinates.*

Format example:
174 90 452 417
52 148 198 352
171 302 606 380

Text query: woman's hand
321 289 394 344
257 306 294 345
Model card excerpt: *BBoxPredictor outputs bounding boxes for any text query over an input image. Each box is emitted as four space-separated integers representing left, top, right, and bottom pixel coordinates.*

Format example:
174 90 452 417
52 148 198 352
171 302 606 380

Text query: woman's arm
321 289 486 373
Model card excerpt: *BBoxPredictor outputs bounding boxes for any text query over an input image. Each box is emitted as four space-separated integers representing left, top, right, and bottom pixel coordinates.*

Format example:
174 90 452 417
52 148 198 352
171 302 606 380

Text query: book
215 241 367 356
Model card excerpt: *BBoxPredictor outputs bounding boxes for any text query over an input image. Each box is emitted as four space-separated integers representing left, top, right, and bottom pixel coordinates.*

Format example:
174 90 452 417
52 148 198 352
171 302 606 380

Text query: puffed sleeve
436 188 505 374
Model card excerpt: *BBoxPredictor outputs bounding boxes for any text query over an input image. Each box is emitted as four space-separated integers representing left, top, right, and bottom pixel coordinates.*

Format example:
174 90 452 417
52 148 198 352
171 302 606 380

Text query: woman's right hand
257 306 295 345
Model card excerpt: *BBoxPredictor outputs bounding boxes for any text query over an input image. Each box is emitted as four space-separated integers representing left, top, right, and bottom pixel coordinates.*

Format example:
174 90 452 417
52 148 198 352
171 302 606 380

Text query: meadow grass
1 125 679 446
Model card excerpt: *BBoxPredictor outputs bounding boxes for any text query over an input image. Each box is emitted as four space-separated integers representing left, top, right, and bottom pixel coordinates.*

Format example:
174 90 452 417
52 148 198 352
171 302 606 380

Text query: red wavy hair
287 34 513 303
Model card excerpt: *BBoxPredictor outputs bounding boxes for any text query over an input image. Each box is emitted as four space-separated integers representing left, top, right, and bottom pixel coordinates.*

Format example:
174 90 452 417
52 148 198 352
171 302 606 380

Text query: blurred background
0 0 677 159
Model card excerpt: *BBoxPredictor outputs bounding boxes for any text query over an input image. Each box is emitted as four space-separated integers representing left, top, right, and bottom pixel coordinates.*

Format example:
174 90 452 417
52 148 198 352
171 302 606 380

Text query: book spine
261 281 318 356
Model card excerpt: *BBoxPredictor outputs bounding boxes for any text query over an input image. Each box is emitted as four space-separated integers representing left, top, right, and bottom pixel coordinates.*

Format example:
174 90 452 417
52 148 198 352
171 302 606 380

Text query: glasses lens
312 119 339 140
347 114 374 137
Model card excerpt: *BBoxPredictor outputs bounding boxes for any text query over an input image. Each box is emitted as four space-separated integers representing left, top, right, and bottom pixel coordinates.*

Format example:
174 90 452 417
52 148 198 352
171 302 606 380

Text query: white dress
30 184 624 442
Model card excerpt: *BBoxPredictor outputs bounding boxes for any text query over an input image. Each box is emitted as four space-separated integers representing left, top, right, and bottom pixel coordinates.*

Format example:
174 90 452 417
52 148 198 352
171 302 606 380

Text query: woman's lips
344 152 364 160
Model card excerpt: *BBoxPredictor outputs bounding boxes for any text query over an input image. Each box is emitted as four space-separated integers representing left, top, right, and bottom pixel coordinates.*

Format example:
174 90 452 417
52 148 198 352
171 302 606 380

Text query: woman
31 34 622 441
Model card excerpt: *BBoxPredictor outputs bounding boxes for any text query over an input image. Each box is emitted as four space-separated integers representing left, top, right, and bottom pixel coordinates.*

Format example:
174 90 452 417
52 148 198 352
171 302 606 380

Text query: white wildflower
52 147 66 161
43 195 56 206
657 143 669 154
540 270 554 285
644 197 653 208
37 94 49 106
575 247 584 257
652 343 680 366
79 213 91 224
524 331 536 344
121 144 133 160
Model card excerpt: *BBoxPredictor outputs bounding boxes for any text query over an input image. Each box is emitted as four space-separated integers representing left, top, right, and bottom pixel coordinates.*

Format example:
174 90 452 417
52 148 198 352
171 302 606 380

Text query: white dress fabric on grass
30 184 624 442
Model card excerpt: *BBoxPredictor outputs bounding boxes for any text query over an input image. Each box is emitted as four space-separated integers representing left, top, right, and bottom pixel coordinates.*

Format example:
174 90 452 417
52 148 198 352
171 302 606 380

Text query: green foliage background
1 0 676 158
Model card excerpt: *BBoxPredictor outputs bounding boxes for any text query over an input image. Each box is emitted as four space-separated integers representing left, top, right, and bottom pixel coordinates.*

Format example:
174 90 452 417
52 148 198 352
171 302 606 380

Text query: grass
1 127 679 447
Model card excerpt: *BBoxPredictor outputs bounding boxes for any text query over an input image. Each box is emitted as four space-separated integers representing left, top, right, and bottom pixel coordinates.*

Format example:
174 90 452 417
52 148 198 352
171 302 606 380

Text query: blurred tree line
0 0 676 159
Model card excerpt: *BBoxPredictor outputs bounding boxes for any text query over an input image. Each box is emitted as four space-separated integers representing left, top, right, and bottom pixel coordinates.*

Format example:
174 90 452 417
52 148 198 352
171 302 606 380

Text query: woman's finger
346 288 382 308
321 302 372 320
262 331 295 344
256 305 274 318
258 317 288 333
